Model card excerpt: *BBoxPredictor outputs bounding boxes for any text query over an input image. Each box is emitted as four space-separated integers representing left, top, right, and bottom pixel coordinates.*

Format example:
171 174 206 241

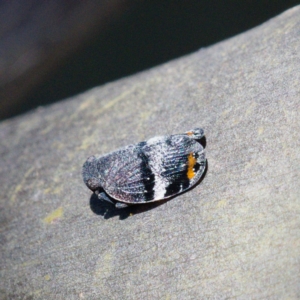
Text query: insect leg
97 191 115 205
115 202 129 209
97 192 128 209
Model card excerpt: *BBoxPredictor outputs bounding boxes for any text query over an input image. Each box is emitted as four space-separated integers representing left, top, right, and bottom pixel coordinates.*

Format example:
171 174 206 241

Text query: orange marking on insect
186 131 193 136
187 153 197 179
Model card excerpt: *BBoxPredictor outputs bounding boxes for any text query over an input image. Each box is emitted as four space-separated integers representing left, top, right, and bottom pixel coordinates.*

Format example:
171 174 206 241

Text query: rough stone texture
0 6 299 300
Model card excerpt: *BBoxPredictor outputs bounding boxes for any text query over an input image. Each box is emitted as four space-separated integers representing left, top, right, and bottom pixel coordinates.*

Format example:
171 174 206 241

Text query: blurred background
1 0 299 120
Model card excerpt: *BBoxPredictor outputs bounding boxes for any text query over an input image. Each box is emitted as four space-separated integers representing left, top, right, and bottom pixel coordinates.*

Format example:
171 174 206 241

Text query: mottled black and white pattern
82 128 206 208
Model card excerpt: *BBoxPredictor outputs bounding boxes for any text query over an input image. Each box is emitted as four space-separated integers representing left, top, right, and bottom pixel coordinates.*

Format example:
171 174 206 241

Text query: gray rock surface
1 6 299 299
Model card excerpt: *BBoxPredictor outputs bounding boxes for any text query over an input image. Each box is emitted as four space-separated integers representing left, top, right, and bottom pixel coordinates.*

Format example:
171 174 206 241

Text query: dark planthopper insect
82 128 206 208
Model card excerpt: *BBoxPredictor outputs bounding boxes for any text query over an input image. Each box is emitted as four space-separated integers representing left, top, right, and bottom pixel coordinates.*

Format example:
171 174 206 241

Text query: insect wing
142 135 206 198
103 134 205 203
103 144 157 203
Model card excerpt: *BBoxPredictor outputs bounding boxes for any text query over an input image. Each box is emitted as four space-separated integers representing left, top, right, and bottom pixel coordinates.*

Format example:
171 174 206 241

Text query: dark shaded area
198 136 206 149
89 193 169 220
5 0 300 119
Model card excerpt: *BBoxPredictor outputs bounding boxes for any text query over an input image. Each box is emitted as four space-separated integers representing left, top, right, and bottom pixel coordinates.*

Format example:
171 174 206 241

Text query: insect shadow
198 135 206 149
89 158 208 220
89 193 169 220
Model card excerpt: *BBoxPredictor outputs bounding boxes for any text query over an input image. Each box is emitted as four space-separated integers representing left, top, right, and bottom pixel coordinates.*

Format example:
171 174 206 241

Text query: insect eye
87 178 101 191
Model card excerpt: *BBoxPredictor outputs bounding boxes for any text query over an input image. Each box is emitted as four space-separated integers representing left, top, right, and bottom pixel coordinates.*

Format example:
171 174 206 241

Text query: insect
82 128 206 208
